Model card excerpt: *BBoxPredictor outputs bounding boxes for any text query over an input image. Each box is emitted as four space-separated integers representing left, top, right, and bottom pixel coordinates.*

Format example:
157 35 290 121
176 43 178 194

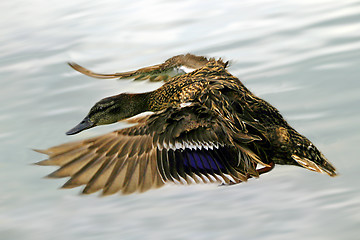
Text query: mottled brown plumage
36 54 337 196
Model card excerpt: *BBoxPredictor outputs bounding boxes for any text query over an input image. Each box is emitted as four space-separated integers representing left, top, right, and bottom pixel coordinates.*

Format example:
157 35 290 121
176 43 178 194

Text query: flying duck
35 54 337 195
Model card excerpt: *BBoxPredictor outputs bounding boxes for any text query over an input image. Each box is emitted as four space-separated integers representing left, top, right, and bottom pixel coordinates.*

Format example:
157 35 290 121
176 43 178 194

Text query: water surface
1 0 360 239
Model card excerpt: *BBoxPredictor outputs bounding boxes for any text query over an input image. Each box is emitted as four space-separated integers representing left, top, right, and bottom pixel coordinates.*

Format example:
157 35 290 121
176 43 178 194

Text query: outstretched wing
68 54 228 82
35 104 262 195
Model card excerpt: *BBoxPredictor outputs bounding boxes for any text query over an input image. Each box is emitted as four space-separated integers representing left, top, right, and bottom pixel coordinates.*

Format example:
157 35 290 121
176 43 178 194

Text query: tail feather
292 155 337 177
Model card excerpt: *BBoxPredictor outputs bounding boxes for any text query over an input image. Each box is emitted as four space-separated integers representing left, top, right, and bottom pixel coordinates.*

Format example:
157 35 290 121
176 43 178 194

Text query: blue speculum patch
181 148 226 172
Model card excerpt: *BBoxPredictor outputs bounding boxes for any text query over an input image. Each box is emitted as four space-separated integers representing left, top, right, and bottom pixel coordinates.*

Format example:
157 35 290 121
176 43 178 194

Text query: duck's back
148 60 246 111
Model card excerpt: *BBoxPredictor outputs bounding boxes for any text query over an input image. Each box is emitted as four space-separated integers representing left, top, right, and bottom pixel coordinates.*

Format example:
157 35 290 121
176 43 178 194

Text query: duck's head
269 127 337 177
66 93 146 135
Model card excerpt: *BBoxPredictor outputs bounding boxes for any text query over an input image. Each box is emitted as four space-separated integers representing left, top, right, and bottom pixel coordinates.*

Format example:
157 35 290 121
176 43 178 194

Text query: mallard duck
35 54 337 195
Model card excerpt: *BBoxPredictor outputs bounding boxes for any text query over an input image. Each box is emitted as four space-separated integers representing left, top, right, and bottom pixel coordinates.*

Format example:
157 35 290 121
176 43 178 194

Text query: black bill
66 117 94 135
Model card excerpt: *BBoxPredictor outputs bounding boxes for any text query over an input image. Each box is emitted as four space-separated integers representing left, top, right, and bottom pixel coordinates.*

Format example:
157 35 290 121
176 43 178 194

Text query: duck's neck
116 92 152 119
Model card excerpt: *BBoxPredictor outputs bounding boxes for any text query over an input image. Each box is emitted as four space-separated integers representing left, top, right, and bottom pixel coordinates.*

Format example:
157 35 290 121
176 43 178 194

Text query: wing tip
34 159 52 166
33 148 50 155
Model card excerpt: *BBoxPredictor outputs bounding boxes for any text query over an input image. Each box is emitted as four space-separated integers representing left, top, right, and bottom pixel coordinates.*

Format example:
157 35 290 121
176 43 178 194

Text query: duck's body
36 54 337 195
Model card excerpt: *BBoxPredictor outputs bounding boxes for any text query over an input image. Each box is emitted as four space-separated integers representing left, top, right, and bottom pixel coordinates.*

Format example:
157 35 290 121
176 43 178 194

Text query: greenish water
1 0 360 239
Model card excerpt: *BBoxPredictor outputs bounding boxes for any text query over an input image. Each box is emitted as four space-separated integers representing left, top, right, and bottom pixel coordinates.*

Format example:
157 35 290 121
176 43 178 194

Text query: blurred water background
1 0 360 239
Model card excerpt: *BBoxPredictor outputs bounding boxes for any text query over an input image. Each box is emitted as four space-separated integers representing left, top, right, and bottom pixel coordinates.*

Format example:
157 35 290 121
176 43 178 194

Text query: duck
35 53 337 195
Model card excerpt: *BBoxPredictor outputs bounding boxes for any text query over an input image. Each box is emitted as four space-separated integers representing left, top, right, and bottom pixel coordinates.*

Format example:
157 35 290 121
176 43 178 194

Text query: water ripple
1 0 360 239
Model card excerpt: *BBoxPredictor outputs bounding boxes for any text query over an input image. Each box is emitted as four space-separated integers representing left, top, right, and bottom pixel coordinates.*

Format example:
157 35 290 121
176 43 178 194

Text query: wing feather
82 155 118 194
68 54 221 82
62 154 107 189
37 103 264 195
